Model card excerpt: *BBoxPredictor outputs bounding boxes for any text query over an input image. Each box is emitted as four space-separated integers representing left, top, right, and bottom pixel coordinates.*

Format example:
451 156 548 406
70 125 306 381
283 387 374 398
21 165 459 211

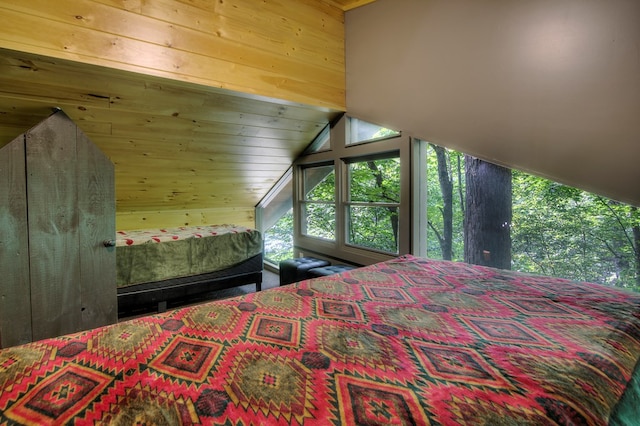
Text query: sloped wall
346 0 640 206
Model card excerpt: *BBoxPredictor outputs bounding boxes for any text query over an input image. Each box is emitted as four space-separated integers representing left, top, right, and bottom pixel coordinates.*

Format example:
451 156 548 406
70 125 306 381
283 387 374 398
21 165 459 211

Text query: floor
262 268 280 290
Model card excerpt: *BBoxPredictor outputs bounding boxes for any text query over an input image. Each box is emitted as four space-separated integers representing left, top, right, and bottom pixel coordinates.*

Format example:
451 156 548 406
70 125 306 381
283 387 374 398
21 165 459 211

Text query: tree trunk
464 156 512 269
431 144 453 260
367 161 399 247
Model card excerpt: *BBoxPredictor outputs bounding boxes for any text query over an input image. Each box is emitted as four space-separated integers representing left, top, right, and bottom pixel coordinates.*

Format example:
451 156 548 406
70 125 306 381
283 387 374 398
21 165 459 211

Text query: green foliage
271 142 640 292
304 203 336 239
300 157 403 253
372 127 400 139
303 166 336 239
348 206 399 252
511 171 639 290
349 158 400 203
264 210 294 263
347 158 401 252
304 166 335 201
426 146 640 292
425 146 465 260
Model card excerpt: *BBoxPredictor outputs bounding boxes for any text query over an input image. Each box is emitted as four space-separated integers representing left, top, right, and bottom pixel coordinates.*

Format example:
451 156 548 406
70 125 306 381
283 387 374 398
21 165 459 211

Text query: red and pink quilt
1 255 639 424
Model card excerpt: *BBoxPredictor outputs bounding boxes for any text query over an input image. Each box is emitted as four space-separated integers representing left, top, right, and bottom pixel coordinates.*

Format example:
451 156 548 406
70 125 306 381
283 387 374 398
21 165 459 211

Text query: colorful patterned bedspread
1 255 639 425
115 224 254 246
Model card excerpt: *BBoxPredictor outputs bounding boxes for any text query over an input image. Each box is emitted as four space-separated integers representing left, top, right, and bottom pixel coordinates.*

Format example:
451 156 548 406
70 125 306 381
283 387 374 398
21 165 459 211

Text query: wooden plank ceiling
0 0 379 229
0 48 341 227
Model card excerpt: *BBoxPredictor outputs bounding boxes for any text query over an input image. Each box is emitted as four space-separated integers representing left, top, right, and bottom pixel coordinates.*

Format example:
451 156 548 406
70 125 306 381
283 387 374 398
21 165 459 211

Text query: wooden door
77 126 117 329
25 111 116 341
27 112 82 340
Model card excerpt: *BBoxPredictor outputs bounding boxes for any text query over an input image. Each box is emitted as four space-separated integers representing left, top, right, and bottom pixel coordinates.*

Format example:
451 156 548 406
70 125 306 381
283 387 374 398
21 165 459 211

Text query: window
348 118 400 146
289 116 639 291
256 169 294 266
294 115 409 265
263 209 294 264
300 164 336 240
347 155 401 254
424 142 640 292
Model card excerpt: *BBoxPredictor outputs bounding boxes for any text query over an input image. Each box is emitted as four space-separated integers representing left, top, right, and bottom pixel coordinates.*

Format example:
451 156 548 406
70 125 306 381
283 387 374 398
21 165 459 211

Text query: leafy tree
272 139 640 292
303 167 336 240
511 173 640 289
348 158 400 252
429 144 454 260
426 145 639 292
426 145 464 260
264 209 294 263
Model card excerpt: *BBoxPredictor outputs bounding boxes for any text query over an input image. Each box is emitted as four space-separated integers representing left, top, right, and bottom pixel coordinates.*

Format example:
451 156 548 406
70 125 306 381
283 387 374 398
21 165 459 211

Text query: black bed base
117 254 263 318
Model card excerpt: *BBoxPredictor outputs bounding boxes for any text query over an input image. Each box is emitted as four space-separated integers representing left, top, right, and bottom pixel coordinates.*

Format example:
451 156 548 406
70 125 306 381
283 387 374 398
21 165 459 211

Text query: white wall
346 0 640 206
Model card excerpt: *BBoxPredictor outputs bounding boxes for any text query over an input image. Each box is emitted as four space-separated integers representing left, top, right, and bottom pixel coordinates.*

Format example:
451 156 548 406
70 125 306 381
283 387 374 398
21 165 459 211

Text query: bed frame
117 253 262 317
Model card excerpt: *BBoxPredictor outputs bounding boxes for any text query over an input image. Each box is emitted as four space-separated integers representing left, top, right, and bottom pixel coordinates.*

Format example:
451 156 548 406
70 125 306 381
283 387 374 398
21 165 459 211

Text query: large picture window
290 115 639 291
424 142 640 292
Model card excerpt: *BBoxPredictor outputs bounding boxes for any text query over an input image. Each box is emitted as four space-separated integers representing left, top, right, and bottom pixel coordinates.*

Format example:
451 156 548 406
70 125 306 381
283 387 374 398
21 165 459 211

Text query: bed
1 254 639 425
115 224 263 317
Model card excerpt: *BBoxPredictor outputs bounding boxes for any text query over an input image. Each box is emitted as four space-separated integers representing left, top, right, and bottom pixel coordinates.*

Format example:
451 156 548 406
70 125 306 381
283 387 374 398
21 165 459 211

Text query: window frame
256 167 295 269
293 115 415 266
299 162 336 241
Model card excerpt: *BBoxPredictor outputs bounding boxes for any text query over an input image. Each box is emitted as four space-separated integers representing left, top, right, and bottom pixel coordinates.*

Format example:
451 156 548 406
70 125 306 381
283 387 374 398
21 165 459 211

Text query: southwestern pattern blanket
1 255 639 424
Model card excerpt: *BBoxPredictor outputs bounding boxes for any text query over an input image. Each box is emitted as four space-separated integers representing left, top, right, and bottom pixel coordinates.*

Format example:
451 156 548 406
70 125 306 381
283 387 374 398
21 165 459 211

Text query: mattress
115 224 262 288
1 255 638 424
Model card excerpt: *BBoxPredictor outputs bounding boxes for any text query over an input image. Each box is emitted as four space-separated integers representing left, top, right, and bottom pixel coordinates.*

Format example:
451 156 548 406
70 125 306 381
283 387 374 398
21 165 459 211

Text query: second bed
115 224 263 316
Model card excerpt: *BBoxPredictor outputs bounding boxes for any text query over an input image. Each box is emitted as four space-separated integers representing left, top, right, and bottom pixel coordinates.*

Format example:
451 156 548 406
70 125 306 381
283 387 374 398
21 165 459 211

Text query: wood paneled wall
116 207 256 231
